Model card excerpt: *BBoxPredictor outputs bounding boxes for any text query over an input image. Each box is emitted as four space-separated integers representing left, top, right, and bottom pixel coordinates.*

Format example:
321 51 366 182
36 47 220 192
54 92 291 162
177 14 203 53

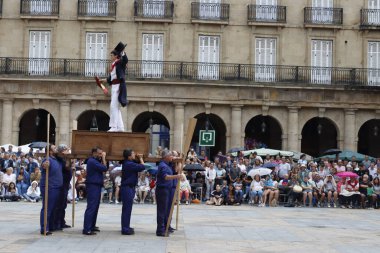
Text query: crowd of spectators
2 144 380 210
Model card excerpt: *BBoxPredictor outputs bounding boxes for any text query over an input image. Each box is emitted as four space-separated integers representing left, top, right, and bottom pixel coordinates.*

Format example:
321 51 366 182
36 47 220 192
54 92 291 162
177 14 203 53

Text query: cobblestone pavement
0 201 379 253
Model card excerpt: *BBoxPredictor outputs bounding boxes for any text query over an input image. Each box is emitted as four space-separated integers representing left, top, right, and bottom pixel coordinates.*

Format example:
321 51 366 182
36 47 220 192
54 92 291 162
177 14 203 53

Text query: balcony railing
304 7 343 25
20 0 60 16
191 2 229 21
78 0 116 17
1 57 380 87
0 0 3 17
248 5 286 23
361 9 380 27
134 0 174 19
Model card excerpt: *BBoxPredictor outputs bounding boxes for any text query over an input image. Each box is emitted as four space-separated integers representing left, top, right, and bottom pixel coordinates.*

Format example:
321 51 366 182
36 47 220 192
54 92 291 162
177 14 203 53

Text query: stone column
1 99 14 145
173 102 185 152
344 109 356 151
58 100 71 145
230 105 242 148
287 107 299 151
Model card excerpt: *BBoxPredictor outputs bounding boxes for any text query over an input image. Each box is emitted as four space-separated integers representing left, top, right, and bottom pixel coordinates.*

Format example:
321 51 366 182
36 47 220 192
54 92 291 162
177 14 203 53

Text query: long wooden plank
43 114 50 236
165 118 197 236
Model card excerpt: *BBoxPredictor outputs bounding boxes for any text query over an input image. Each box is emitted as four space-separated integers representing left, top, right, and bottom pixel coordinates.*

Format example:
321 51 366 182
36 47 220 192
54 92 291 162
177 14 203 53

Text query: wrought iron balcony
191 2 229 22
0 0 3 17
304 7 343 26
247 5 286 24
1 57 380 88
134 0 174 20
77 0 116 18
360 9 380 28
20 0 60 16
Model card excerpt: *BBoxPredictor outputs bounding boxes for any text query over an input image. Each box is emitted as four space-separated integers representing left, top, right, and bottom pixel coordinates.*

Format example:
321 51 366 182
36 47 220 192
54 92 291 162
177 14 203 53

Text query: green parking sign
199 130 215 146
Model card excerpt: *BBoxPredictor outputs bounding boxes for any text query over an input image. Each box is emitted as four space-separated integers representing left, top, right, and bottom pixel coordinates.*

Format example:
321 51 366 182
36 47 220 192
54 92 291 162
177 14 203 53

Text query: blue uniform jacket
40 156 63 189
57 157 71 185
121 160 145 187
86 157 108 186
156 161 173 188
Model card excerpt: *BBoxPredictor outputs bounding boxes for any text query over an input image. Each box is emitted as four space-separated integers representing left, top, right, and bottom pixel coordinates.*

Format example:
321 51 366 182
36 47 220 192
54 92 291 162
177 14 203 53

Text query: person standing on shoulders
82 147 108 235
120 149 145 235
156 150 182 237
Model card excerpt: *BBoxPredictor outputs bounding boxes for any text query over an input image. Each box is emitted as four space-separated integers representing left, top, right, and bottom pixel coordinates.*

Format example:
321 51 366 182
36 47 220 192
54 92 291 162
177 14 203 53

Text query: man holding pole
82 147 108 235
155 150 182 237
40 144 63 236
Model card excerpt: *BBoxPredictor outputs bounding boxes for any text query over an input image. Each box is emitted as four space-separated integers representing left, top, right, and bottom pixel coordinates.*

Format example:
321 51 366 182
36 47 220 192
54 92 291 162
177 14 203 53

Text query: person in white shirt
24 181 41 202
205 163 217 200
369 162 378 179
2 167 16 188
137 173 150 204
238 158 246 174
278 157 291 179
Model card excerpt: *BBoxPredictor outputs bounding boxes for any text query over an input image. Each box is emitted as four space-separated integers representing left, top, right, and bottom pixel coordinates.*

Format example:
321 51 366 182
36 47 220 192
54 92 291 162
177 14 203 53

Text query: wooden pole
165 118 197 237
43 114 50 236
72 161 75 227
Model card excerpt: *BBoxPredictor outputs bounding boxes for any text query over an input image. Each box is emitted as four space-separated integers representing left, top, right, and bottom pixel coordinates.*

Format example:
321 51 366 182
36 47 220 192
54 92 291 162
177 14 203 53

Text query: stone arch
77 110 110 131
18 109 56 145
191 113 227 159
301 117 338 157
357 119 380 157
244 115 283 150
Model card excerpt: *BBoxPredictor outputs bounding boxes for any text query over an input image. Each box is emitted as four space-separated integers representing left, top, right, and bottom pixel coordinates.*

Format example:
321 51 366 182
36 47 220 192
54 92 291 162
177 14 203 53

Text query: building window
29 31 50 75
198 35 220 80
368 41 380 86
368 0 380 24
312 0 333 23
199 0 221 19
255 38 276 82
85 32 107 76
311 40 332 84
256 0 277 21
143 0 165 17
142 34 164 78
86 0 109 16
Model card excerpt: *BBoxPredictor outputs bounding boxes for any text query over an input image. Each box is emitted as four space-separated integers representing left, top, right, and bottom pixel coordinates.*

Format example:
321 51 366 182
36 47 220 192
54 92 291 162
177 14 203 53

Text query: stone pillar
230 105 242 148
58 100 71 145
344 109 356 151
1 99 14 145
287 107 299 151
173 102 185 152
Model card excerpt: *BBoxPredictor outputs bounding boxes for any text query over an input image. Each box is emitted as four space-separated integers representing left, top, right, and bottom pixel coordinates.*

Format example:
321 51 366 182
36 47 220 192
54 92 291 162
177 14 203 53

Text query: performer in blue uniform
82 147 108 235
54 144 72 231
167 157 179 234
120 149 145 235
156 150 182 237
40 144 63 235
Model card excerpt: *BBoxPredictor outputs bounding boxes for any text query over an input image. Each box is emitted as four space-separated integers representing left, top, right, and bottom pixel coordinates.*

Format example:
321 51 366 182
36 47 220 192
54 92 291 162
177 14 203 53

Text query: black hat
114 42 126 54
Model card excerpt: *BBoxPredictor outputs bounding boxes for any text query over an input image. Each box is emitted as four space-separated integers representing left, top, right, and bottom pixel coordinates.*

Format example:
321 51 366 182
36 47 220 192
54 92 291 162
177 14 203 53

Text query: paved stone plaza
0 202 379 253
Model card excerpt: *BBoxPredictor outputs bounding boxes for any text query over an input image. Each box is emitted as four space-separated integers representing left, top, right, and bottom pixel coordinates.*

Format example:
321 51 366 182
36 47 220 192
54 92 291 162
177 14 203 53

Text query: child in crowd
206 184 223 206
24 181 40 202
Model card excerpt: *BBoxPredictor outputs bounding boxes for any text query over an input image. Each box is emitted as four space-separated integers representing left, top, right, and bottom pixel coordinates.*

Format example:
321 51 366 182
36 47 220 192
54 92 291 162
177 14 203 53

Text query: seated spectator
24 181 40 202
312 174 325 207
180 174 192 205
137 172 150 204
75 171 86 200
114 173 121 204
148 174 156 204
250 174 264 206
0 153 14 173
30 167 41 185
324 174 338 208
225 184 236 205
263 175 279 207
301 176 313 207
233 177 243 205
372 177 380 209
206 184 223 206
359 174 371 209
26 157 39 174
16 167 30 198
2 167 16 188
242 174 252 202
67 180 77 203
287 175 303 207
2 182 21 202
102 172 113 204
346 176 361 208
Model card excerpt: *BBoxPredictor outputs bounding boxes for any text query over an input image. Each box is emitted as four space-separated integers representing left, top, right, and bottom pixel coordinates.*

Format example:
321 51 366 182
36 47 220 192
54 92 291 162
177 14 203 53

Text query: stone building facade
0 0 379 158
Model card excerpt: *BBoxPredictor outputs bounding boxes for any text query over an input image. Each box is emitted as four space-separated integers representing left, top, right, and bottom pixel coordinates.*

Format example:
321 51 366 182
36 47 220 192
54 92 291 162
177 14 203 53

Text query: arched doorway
301 117 338 157
19 109 56 145
244 115 282 150
358 119 380 157
132 111 170 155
77 110 110 131
192 113 226 160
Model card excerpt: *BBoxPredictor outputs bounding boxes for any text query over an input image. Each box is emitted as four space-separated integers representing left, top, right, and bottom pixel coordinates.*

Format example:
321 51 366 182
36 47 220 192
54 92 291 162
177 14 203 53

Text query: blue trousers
83 184 102 232
40 187 60 233
156 187 170 234
54 184 69 229
121 185 135 233
166 187 176 227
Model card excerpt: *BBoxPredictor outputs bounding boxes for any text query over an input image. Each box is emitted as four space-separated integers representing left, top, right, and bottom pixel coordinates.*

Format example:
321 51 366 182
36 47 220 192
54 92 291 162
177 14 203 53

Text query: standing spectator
215 163 226 187
137 172 150 204
15 147 23 157
114 172 121 204
24 181 41 202
1 153 14 172
357 163 370 180
187 148 197 160
362 155 372 169
228 161 241 184
205 163 216 200
324 174 338 208
372 177 380 209
30 167 42 185
26 157 39 173
238 158 246 174
368 162 378 179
